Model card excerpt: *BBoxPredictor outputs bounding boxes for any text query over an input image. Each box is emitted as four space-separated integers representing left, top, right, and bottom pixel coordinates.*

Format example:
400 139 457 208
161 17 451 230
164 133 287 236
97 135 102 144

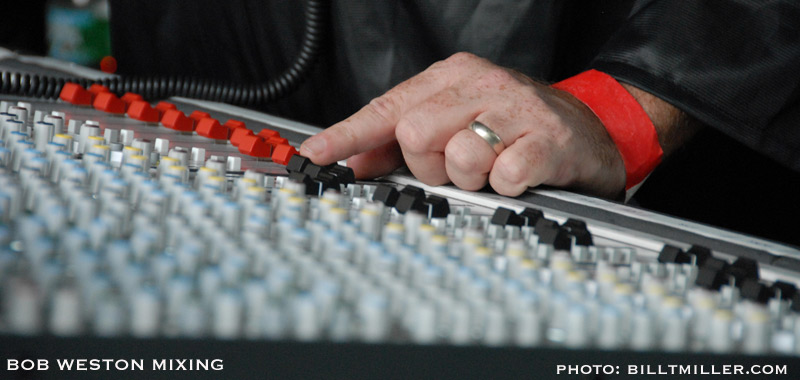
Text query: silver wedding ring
469 121 505 155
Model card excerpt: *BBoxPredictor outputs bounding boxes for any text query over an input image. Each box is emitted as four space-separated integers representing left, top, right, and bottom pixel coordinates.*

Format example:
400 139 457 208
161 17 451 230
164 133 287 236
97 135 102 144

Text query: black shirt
109 0 800 246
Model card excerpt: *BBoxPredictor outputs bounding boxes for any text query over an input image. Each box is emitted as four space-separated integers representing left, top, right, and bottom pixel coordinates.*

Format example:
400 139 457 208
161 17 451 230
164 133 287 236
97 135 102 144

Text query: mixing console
1 58 800 379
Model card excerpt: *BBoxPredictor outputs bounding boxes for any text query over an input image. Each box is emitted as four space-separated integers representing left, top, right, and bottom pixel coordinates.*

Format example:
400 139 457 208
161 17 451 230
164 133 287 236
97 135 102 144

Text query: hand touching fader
300 52 694 199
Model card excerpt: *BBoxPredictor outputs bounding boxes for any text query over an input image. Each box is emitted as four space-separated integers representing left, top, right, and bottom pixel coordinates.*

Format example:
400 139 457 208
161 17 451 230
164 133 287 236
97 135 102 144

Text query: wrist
551 70 663 190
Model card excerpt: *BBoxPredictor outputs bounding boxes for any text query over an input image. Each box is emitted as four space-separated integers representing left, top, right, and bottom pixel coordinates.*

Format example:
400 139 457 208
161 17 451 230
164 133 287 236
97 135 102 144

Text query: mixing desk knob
121 146 143 167
119 129 135 146
190 147 206 166
130 286 161 338
42 114 64 136
165 165 189 183
213 289 244 339
5 276 44 335
154 138 170 155
742 307 771 354
178 298 207 338
3 119 23 141
660 297 689 352
167 147 190 166
629 308 656 351
132 139 154 163
8 106 28 126
227 156 242 172
205 156 226 175
33 121 54 151
707 309 735 353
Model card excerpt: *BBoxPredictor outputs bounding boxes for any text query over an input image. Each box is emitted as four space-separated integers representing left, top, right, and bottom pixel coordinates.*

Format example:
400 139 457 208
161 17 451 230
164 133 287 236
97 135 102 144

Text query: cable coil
0 0 328 107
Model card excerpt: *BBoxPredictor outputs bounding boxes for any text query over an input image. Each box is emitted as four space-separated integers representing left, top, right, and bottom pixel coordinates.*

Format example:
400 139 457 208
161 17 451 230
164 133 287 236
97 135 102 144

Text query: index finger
298 61 460 165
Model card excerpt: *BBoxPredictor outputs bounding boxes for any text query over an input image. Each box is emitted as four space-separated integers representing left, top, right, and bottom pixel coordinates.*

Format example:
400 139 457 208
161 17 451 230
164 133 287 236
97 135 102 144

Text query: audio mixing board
1 52 800 379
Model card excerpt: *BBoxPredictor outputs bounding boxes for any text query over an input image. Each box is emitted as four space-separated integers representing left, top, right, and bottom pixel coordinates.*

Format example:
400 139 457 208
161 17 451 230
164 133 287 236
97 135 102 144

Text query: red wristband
551 69 663 190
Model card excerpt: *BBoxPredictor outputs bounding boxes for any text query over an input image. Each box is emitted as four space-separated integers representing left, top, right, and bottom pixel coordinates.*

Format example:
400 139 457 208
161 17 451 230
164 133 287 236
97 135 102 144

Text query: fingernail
300 137 326 157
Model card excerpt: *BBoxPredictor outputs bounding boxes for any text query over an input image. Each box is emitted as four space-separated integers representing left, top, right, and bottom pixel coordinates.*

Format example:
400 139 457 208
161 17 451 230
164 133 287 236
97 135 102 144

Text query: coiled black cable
0 0 328 107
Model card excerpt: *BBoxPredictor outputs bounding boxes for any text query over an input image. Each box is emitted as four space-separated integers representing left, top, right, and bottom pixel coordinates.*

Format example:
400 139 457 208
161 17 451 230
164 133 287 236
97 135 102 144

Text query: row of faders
56 82 301 165
1 91 800 357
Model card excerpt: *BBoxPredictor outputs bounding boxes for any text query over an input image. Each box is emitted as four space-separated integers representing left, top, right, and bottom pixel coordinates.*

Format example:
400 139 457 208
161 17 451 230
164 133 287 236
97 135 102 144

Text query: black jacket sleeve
590 0 800 172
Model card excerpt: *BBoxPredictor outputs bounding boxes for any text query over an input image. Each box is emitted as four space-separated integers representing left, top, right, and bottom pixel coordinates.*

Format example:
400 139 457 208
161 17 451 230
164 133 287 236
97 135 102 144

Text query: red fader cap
161 109 194 132
155 101 176 115
127 100 160 123
189 111 211 123
196 117 229 140
266 136 289 147
88 84 110 94
230 128 254 147
120 92 143 106
88 84 110 96
272 144 298 165
59 83 93 105
93 92 126 114
238 135 271 158
257 128 279 139
224 119 246 131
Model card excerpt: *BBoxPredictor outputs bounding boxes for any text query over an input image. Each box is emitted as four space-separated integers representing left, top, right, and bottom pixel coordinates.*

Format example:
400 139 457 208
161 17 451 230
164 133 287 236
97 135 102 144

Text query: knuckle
447 51 479 65
476 68 516 89
491 178 526 197
366 95 401 125
445 139 481 172
494 154 528 187
431 52 480 72
395 116 428 153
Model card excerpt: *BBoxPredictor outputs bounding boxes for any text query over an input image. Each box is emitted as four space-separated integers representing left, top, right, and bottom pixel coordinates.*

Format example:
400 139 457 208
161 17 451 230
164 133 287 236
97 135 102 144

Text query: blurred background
2 0 111 69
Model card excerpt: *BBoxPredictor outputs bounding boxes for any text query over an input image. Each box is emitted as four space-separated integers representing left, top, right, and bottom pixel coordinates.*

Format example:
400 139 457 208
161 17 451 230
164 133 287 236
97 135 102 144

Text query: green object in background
46 0 110 67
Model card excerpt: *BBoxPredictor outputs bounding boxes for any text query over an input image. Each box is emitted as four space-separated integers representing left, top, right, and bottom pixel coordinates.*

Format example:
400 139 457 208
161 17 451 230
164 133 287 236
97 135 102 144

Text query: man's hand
299 52 627 198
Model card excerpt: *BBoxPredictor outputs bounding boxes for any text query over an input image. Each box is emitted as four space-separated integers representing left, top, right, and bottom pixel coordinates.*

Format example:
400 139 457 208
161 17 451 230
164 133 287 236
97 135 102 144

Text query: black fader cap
562 218 593 246
771 281 797 301
400 185 425 198
536 222 571 251
326 164 356 185
520 207 544 226
791 292 800 312
702 257 729 272
314 171 339 193
424 195 450 218
740 279 771 304
395 185 426 214
288 172 318 196
658 245 690 264
286 154 311 173
490 207 524 226
695 266 728 291
726 258 759 287
372 185 399 207
302 163 324 179
534 218 559 234
686 245 713 266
